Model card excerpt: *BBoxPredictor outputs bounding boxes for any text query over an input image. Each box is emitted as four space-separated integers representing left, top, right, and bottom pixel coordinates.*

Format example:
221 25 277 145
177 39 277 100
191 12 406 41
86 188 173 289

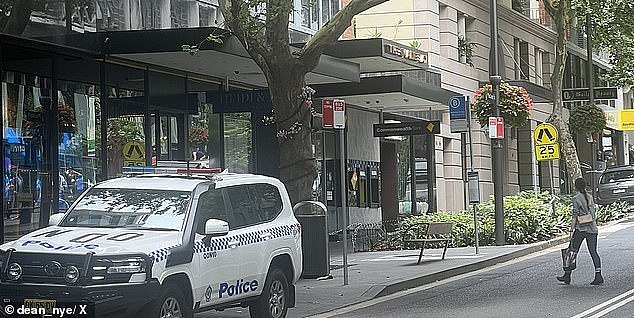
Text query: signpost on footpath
323 98 349 286
534 123 560 195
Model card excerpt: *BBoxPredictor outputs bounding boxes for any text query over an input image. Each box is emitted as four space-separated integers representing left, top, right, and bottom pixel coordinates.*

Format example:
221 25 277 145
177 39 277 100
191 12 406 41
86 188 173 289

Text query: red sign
322 99 334 129
333 99 345 129
488 117 504 139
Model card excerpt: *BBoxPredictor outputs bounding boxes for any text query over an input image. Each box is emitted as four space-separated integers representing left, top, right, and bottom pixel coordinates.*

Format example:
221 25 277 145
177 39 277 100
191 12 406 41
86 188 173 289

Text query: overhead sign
373 121 440 137
534 123 558 145
333 99 346 129
123 141 145 166
562 87 617 102
449 96 468 133
322 99 334 129
488 117 504 139
534 123 560 161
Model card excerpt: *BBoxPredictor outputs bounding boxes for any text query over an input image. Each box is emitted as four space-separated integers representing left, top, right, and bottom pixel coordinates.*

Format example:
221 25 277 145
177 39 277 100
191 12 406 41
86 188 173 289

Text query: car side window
195 189 227 234
226 185 261 229
252 183 283 222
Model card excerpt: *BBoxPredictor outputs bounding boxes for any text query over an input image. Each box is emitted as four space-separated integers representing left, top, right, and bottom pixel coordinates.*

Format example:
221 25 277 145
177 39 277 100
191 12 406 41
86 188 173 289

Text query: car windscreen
599 170 634 184
60 188 192 230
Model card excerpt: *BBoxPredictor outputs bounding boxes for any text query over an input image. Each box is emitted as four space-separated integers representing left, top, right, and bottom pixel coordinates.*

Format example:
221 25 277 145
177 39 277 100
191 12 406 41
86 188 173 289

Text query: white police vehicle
0 171 307 318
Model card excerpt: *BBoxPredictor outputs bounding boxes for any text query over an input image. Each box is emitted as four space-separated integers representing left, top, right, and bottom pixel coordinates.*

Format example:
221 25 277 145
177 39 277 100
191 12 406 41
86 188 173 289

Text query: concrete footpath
286 234 572 318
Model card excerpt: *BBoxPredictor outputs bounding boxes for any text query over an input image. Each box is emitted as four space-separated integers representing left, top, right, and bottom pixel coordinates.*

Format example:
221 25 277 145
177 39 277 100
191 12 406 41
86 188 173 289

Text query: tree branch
541 0 557 18
297 0 388 73
266 0 293 60
220 0 272 78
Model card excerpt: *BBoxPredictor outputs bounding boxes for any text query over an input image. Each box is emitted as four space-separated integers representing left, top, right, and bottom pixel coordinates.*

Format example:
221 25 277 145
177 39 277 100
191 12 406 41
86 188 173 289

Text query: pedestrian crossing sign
123 141 145 166
534 123 560 161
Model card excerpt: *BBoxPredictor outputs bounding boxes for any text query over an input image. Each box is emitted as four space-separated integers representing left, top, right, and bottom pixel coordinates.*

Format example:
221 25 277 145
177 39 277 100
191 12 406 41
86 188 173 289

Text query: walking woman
557 177 604 285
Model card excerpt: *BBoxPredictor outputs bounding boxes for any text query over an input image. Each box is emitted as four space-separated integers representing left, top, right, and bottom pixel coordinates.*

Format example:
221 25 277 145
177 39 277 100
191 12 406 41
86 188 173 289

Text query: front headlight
90 255 150 283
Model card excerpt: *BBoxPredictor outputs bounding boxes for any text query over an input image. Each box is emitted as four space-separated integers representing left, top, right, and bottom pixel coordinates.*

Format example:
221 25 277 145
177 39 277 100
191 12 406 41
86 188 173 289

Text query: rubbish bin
294 201 329 278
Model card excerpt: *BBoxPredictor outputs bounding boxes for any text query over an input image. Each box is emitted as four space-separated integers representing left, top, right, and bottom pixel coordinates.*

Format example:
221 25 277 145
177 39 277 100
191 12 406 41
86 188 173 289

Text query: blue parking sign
449 96 468 133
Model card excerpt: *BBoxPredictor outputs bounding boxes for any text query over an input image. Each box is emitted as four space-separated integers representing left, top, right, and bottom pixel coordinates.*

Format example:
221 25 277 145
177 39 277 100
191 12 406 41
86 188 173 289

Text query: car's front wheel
249 267 289 318
142 284 192 318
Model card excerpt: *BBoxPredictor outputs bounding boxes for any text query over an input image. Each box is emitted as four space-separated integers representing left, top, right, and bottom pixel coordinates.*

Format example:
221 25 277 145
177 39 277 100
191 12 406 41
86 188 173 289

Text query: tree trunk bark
268 70 316 204
547 3 582 187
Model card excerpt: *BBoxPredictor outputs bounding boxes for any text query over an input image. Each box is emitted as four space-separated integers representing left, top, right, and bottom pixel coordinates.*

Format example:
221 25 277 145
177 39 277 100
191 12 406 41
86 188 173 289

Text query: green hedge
375 191 633 250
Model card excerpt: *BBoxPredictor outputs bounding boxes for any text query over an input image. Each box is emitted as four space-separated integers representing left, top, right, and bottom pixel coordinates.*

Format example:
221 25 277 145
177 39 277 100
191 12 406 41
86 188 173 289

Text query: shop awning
39 27 359 88
312 74 458 111
505 80 553 103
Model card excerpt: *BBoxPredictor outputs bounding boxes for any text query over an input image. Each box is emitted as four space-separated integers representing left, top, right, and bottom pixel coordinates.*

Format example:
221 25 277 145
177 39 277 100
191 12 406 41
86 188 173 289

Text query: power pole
490 0 505 245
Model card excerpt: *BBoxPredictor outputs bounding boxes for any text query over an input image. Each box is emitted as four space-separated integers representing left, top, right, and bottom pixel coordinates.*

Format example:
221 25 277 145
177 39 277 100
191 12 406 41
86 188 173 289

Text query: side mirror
205 219 229 237
49 213 65 226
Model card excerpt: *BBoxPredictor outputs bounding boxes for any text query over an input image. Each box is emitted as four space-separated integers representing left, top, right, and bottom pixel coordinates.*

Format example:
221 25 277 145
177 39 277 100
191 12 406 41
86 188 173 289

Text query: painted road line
570 288 634 318
587 293 634 318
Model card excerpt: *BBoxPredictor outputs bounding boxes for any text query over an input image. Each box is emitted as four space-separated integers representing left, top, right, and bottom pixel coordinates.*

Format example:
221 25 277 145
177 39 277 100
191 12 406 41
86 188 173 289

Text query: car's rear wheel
249 267 289 318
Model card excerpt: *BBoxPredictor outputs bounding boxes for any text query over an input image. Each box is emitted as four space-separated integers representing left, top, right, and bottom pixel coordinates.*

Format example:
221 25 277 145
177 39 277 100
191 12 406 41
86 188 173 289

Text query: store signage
488 117 504 139
333 99 345 129
383 44 429 65
322 99 334 129
208 89 272 113
449 96 468 133
534 123 560 161
562 87 617 102
373 121 440 137
603 109 634 131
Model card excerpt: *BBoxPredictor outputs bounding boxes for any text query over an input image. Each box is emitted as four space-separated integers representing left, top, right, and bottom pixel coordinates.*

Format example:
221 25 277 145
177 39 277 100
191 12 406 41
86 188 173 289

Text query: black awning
312 74 458 111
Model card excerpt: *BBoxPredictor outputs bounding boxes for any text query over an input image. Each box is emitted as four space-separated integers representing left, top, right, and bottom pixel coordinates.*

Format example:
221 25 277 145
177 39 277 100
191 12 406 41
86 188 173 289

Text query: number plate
613 188 626 194
23 299 56 314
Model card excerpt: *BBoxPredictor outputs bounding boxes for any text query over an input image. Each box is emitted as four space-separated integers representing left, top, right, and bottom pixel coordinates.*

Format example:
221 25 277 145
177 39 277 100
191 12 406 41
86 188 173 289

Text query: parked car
0 171 309 318
596 165 634 205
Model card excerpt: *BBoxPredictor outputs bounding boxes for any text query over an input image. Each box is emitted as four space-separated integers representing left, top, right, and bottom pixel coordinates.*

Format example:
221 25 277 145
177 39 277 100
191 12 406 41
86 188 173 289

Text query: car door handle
228 240 240 249
259 232 272 240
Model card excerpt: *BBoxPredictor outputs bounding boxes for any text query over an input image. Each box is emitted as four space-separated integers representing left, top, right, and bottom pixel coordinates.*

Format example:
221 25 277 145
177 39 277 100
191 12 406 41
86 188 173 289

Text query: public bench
402 222 453 264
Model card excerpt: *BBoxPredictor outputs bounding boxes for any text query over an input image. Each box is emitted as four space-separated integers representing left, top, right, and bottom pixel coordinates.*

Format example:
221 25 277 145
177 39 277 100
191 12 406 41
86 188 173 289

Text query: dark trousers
570 229 602 270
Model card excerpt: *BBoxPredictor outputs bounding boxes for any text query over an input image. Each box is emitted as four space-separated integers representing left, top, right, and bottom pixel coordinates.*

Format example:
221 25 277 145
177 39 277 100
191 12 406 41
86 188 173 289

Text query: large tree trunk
268 70 316 204
546 0 583 185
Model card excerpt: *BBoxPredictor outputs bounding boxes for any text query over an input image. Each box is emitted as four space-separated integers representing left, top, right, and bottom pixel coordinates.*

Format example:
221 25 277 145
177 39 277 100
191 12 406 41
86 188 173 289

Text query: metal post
144 68 152 166
549 160 555 195
49 56 60 217
531 123 539 193
410 135 417 215
467 97 479 254
586 13 597 196
490 0 505 245
99 60 108 180
339 129 349 285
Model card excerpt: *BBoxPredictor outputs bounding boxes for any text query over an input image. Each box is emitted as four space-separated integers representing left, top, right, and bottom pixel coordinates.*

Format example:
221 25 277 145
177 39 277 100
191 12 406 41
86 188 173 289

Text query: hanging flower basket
471 82 534 128
569 104 606 134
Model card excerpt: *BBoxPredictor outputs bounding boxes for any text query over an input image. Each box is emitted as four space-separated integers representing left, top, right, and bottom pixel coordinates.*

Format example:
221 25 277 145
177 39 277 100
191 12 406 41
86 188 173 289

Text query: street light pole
586 13 597 196
490 0 505 245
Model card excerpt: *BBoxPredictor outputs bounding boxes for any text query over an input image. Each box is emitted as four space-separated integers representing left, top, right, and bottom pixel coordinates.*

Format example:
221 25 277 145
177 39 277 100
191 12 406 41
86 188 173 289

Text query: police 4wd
0 172 312 318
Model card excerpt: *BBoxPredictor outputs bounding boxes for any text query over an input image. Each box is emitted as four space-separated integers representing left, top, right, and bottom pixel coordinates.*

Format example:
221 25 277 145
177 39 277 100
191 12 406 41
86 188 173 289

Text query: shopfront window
57 81 100 208
224 113 252 173
2 73 49 240
107 115 145 177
